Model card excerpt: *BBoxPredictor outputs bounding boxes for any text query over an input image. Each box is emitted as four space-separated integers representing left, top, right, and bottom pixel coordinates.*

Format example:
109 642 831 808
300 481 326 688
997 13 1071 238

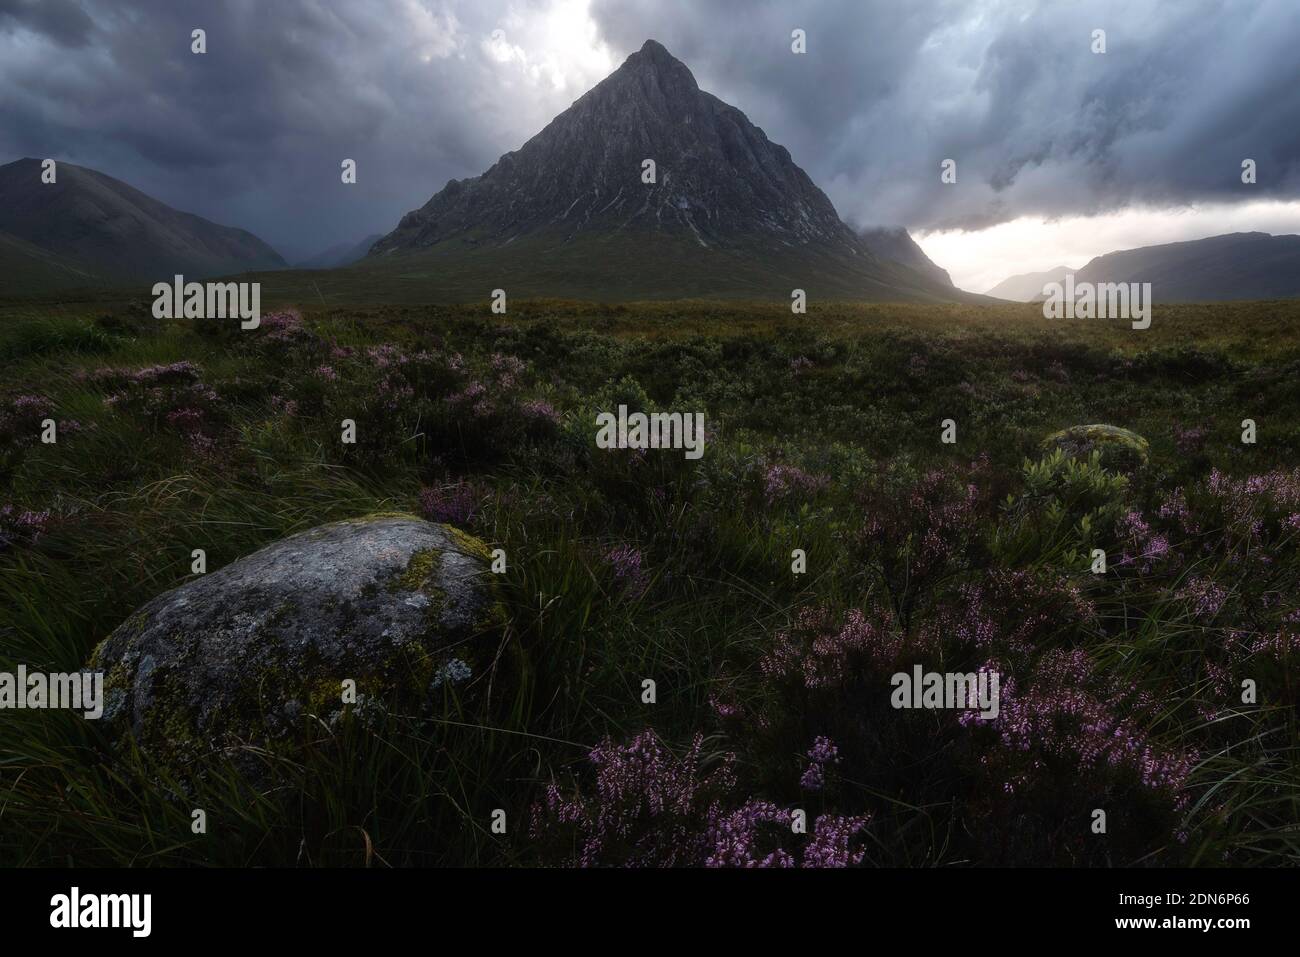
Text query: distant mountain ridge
988 233 1300 303
0 157 286 291
296 233 383 270
1069 232 1300 302
368 40 968 303
986 265 1075 301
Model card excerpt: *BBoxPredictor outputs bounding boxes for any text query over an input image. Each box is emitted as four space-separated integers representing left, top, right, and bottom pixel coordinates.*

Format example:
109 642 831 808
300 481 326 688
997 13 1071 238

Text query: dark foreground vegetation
2 297 1299 866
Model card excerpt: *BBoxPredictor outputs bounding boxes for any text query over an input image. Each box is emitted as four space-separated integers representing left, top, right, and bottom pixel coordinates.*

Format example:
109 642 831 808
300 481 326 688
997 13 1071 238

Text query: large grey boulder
89 514 505 770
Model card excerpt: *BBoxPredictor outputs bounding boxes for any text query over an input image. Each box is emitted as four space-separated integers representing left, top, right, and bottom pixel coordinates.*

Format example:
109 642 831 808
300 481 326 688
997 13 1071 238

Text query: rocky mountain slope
368 40 965 302
858 226 953 287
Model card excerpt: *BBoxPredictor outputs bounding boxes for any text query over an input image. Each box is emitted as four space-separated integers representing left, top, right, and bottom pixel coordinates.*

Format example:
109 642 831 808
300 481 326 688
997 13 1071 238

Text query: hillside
0 157 286 290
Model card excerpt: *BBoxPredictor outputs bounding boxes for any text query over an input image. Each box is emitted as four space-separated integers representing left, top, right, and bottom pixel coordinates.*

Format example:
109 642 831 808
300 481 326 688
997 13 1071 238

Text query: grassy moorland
2 296 1299 867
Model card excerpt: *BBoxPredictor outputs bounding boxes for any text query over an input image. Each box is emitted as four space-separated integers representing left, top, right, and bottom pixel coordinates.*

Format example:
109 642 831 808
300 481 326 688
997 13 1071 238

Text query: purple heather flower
762 462 828 504
799 763 826 791
521 399 560 425
418 482 480 526
807 736 839 765
604 544 649 597
0 504 52 550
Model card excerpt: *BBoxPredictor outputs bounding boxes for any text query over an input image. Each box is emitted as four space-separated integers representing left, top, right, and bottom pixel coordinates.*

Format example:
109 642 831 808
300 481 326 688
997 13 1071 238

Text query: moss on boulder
1040 424 1150 474
88 514 506 774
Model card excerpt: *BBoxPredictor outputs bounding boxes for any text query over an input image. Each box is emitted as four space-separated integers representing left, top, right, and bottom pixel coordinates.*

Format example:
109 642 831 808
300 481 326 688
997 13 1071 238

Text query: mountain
367 40 966 302
858 226 952 287
296 233 383 270
988 233 1300 303
0 158 286 290
1068 232 1300 302
986 265 1075 301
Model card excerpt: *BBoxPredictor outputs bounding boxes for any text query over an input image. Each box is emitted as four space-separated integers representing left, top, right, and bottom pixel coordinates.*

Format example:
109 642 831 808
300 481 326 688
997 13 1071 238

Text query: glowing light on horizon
915 200 1300 294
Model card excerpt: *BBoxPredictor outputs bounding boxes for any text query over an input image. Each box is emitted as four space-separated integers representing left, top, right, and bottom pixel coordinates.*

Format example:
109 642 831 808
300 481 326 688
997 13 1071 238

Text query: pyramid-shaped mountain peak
623 39 692 74
615 39 698 86
369 41 965 302
375 39 853 253
631 38 674 61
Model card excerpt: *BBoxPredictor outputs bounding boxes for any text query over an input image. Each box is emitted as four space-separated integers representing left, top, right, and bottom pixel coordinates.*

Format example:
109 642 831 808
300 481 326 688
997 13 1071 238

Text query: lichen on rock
1040 424 1150 475
88 514 507 775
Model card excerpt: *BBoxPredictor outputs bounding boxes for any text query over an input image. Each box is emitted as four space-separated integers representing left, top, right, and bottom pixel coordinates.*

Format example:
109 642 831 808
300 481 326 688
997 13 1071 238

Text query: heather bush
418 479 485 526
529 730 871 867
602 543 650 598
0 393 81 479
88 361 227 454
0 394 56 450
0 503 51 551
853 458 991 627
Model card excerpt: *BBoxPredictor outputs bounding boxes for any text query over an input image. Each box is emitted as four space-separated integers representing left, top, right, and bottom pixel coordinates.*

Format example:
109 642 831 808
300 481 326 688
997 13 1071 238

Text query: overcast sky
2 0 1297 287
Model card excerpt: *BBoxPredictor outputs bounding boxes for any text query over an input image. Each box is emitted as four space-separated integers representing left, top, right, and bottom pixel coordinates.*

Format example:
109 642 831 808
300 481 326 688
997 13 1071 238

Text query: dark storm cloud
590 0 1300 231
0 0 94 48
0 0 1296 259
0 0 586 260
